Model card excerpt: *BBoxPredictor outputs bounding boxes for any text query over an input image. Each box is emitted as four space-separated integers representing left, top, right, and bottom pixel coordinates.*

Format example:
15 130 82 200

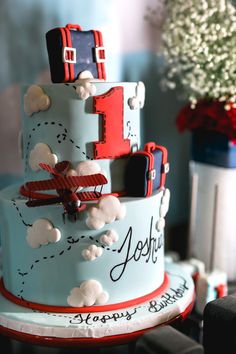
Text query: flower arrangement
161 0 236 110
177 98 236 140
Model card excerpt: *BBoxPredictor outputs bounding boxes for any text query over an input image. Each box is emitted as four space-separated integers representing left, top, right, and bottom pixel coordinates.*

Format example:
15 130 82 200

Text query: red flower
176 99 236 140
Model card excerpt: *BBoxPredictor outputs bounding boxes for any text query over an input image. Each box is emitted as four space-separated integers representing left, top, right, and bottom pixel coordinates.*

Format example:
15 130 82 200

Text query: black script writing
110 217 164 282
148 280 189 313
69 308 138 326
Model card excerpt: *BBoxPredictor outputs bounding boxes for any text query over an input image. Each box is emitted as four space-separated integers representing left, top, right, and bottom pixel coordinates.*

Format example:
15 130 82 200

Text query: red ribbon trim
0 274 169 313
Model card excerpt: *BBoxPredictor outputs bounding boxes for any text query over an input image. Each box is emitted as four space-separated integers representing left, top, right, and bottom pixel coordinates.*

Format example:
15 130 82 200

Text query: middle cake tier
21 82 143 194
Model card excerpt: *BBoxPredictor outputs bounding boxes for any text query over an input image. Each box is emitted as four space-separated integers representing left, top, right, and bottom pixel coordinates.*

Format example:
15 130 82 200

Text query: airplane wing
26 197 62 207
26 173 108 191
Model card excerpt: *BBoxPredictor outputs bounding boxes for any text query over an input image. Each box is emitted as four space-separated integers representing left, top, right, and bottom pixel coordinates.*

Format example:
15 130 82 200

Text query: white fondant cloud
156 188 170 232
26 219 61 248
156 217 165 232
78 70 94 79
24 85 50 116
86 195 126 230
160 188 170 218
100 229 119 246
76 160 103 176
128 81 145 110
29 143 58 171
67 280 109 307
77 70 104 82
75 72 97 100
82 244 103 261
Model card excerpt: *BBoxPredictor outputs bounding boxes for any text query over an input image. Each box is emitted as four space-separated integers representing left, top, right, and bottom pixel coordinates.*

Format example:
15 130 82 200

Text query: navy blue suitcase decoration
46 23 106 83
125 142 169 197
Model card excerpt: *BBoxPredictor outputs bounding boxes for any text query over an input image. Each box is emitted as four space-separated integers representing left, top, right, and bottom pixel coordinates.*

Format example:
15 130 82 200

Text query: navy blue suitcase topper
46 23 106 83
125 142 169 197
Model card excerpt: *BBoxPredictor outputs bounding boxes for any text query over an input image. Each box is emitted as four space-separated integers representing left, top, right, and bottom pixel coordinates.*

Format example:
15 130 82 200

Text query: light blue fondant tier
21 83 141 193
0 184 165 307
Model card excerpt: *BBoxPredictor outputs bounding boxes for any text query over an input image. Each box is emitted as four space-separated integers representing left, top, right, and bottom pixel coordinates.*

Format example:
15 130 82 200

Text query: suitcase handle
144 142 156 152
66 23 82 31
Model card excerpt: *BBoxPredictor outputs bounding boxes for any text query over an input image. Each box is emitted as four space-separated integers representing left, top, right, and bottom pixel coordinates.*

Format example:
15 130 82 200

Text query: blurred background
0 0 191 246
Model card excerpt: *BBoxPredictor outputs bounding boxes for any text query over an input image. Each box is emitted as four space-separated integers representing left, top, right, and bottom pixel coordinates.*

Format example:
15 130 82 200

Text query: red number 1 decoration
93 86 131 159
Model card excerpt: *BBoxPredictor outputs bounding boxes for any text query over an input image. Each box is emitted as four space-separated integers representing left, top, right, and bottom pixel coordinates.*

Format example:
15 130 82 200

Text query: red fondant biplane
24 161 107 222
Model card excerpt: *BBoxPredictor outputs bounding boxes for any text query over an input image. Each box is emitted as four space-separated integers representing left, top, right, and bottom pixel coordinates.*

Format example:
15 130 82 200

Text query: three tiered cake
0 24 194 343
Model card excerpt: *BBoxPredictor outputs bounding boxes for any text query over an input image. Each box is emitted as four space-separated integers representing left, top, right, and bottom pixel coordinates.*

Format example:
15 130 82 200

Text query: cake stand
0 262 195 348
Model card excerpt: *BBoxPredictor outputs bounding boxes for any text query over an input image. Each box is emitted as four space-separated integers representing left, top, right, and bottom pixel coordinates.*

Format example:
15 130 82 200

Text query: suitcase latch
148 169 156 180
162 163 170 174
62 46 77 64
95 46 106 63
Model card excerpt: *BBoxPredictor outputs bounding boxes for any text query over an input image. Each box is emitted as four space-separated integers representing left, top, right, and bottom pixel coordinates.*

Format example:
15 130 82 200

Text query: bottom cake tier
0 262 195 342
0 185 170 311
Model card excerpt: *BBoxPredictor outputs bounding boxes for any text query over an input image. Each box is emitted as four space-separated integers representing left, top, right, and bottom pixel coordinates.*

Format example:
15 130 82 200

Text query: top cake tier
21 81 144 194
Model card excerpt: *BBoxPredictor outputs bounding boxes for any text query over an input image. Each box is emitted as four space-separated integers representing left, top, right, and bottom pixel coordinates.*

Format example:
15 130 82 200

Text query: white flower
160 0 236 104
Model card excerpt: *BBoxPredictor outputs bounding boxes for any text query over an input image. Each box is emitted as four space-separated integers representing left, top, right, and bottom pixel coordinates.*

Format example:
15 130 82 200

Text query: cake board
0 262 195 348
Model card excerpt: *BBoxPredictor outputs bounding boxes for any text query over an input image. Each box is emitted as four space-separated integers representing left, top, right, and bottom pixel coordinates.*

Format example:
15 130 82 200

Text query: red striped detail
39 163 59 176
20 185 125 201
92 30 106 80
0 274 169 313
159 146 168 188
97 30 106 80
20 185 56 199
60 28 70 82
144 142 156 196
93 30 101 79
25 173 108 192
64 26 74 81
78 191 101 201
74 173 108 187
